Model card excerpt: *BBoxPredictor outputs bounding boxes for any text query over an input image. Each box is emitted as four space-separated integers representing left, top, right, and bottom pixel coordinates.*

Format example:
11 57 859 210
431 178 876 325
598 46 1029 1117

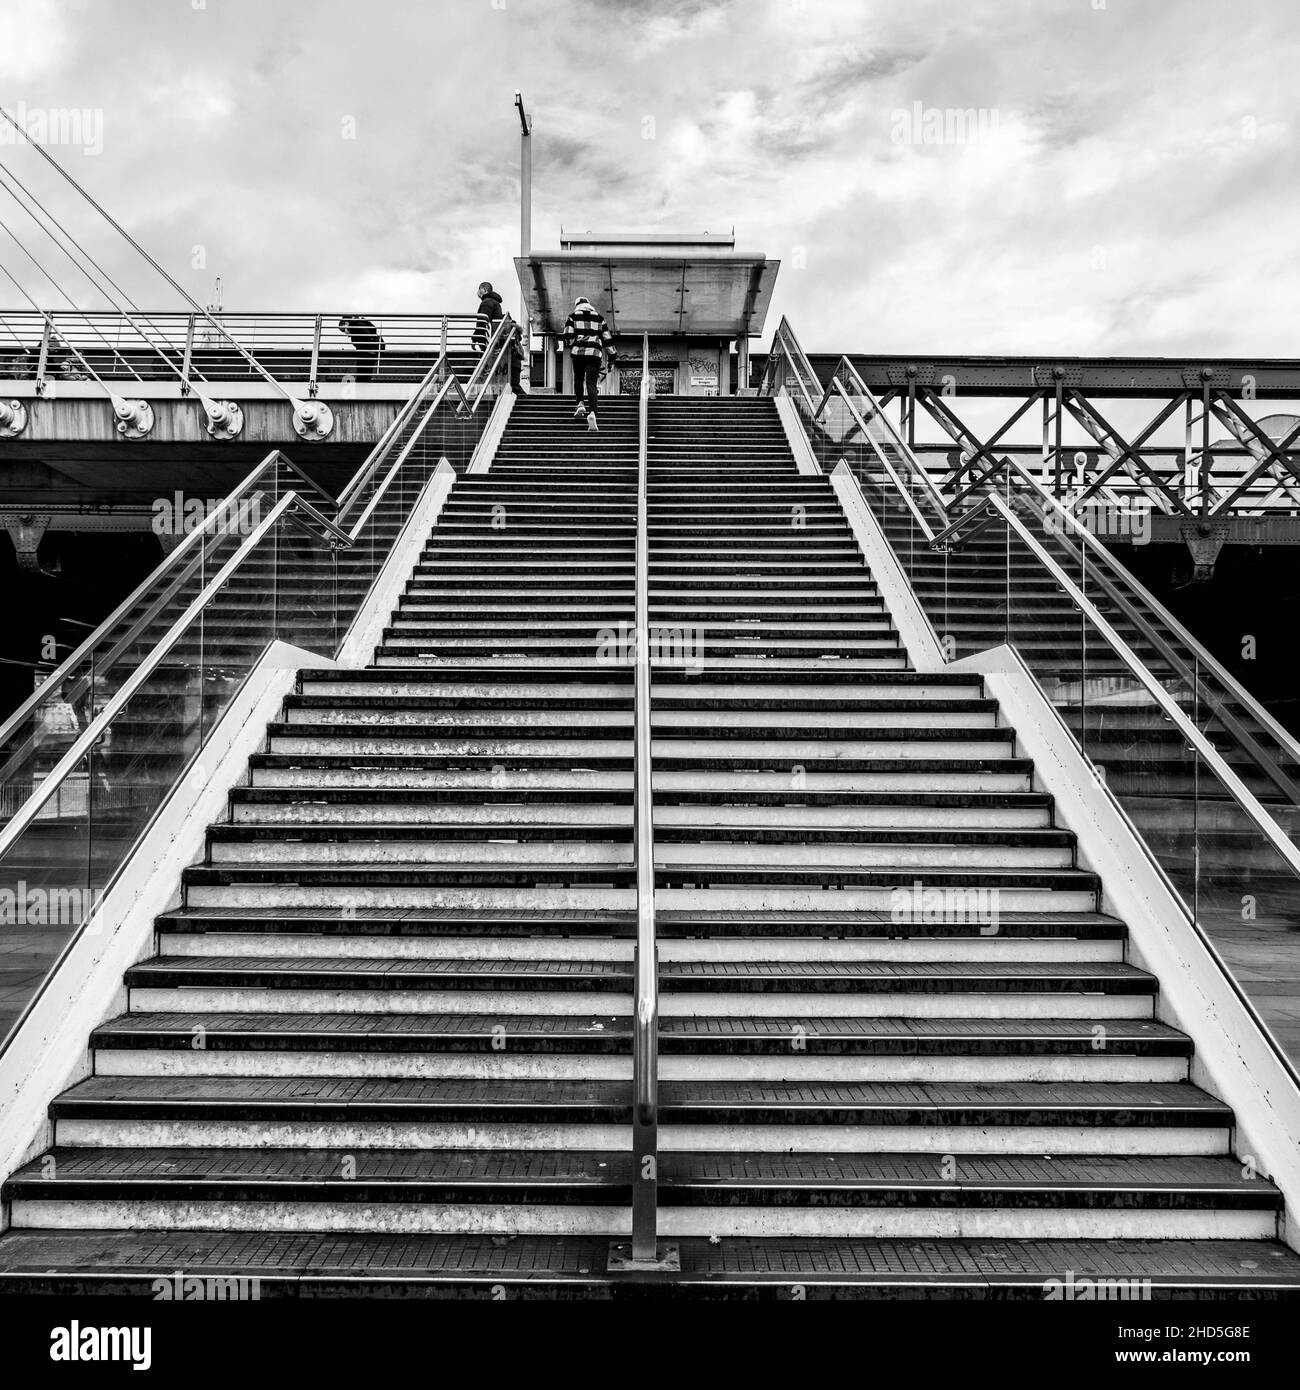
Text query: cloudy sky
0 0 1296 356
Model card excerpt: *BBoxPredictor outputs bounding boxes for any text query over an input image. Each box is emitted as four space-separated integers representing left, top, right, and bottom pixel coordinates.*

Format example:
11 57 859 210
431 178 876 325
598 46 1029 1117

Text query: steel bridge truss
815 355 1300 573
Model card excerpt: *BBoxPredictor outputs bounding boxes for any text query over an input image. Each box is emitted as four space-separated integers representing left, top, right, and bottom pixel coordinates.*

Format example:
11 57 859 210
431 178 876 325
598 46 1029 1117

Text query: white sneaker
587 415 599 433
572 404 587 419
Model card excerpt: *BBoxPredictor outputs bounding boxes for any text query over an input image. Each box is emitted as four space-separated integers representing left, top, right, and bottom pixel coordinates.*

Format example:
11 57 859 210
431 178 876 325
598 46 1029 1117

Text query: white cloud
0 0 75 82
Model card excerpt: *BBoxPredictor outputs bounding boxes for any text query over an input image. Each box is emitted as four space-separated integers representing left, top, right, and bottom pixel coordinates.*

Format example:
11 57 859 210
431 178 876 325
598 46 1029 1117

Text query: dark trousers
574 357 601 415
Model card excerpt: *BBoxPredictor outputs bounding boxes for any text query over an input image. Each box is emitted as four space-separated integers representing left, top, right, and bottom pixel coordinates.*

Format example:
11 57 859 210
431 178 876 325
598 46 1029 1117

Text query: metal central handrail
631 329 659 1261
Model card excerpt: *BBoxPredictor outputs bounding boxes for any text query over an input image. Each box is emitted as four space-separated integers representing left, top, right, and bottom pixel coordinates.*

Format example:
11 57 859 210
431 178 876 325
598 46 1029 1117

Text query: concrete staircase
1 392 1297 1296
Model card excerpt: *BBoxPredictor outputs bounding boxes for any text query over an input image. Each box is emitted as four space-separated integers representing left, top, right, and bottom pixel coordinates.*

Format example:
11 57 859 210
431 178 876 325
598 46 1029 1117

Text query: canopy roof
515 250 779 338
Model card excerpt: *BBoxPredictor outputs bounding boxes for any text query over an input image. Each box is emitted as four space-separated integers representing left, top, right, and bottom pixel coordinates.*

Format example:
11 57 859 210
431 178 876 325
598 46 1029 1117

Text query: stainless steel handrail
986 487 1300 878
631 328 658 1261
0 429 392 794
0 491 299 859
823 345 1300 793
829 358 957 523
772 316 823 412
343 377 463 540
826 379 940 541
992 640 1300 1091
830 459 949 658
1001 453 1300 773
337 375 457 531
773 314 1300 869
931 460 1300 803
0 346 450 765
333 352 450 518
459 315 517 414
926 498 1000 551
0 310 480 367
0 448 297 756
282 494 353 549
332 320 504 528
0 358 500 842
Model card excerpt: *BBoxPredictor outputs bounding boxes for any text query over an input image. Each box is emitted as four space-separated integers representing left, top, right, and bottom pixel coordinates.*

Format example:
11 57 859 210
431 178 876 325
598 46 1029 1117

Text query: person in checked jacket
562 295 616 432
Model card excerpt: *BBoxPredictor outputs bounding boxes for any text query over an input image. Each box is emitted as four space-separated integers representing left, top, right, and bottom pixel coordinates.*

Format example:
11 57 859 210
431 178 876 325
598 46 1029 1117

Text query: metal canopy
515 252 779 338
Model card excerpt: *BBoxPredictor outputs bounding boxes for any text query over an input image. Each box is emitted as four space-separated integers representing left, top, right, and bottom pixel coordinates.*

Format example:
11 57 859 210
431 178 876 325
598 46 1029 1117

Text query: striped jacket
562 302 616 361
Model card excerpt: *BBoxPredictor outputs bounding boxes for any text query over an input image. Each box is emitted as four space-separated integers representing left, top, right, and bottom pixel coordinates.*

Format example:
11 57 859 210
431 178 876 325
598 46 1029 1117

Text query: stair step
90 1013 1184 1057
45 1076 1230 1131
8 1152 1276 1216
125 956 635 991
1 1231 1295 1295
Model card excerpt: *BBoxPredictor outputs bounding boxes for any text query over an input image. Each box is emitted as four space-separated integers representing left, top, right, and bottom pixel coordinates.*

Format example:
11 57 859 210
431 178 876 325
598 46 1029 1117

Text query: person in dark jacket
562 295 616 432
338 316 385 381
473 281 524 394
473 282 503 352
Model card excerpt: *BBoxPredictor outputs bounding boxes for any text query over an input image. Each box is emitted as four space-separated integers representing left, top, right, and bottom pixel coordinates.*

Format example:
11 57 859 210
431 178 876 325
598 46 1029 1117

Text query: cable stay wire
0 175 142 380
0 236 120 400
0 162 212 389
0 158 143 311
0 105 299 407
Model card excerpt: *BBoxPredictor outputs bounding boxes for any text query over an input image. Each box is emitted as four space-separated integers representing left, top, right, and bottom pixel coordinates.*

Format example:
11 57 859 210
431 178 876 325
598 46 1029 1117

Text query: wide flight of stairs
0 391 1297 1296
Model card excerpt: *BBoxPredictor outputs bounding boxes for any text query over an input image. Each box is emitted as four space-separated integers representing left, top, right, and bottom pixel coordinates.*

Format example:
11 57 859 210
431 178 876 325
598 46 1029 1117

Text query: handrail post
181 314 195 396
308 314 322 398
614 329 673 1271
35 314 52 395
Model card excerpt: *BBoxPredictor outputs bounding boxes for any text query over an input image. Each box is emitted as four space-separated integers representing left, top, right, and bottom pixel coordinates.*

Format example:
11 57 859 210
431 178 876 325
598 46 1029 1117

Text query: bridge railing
0 310 482 388
765 318 1300 1077
0 330 515 1050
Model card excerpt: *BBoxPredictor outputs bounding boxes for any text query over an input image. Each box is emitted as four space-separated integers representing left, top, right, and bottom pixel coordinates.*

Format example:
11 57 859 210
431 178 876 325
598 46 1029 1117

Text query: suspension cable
0 159 142 311
0 183 142 379
0 164 211 388
0 256 119 399
0 106 299 406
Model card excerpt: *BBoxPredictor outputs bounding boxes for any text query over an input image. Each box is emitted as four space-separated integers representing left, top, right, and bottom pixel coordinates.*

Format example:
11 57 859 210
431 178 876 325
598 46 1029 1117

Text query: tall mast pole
514 92 532 340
